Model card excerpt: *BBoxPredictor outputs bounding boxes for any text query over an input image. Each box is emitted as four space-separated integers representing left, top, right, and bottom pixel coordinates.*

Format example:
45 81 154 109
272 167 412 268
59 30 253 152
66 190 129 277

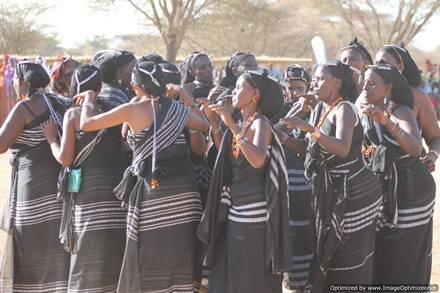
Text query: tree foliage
0 2 59 55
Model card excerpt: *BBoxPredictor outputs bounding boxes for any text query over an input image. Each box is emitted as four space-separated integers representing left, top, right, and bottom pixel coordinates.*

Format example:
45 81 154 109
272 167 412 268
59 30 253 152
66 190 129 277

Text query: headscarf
379 44 421 88
321 60 357 102
220 51 255 88
284 64 310 83
91 50 136 84
158 62 181 85
181 51 210 85
366 63 414 109
341 37 373 65
241 68 284 120
16 61 50 96
132 61 166 97
138 53 166 64
50 56 81 95
70 65 102 97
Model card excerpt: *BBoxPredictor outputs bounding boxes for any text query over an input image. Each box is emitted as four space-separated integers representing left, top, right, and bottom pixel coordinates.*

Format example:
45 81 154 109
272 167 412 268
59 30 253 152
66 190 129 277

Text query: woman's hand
207 86 226 103
420 151 438 172
41 118 58 142
208 102 234 128
74 90 97 106
281 116 314 133
164 84 181 99
362 106 389 125
196 98 218 123
165 84 194 107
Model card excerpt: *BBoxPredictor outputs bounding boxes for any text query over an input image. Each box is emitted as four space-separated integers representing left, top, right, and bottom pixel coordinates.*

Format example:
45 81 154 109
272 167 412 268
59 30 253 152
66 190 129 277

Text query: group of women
0 38 438 293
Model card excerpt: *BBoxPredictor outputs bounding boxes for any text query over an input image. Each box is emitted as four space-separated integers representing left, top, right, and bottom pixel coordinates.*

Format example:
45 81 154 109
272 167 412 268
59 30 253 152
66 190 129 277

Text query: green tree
0 2 59 55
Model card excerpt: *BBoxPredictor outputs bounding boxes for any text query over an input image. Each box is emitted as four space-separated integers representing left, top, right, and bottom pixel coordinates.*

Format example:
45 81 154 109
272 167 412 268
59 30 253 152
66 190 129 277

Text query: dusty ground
0 151 439 287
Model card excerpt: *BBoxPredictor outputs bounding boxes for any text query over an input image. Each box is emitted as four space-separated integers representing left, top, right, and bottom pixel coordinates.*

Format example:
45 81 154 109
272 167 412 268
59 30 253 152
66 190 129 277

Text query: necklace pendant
232 140 241 159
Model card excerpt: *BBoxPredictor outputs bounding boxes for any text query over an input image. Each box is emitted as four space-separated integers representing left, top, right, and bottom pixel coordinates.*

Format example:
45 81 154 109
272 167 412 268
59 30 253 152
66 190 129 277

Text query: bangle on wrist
310 126 322 142
395 124 405 138
189 129 200 135
428 150 439 161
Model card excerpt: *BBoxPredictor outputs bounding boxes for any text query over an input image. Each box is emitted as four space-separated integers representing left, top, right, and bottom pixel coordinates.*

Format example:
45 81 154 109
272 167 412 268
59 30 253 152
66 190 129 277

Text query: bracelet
189 129 200 135
428 150 439 161
395 125 405 138
82 102 94 108
391 121 398 133
310 127 322 142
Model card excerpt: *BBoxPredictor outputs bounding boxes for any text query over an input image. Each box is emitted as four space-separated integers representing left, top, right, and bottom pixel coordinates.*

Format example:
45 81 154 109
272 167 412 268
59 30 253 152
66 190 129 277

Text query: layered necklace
231 111 259 159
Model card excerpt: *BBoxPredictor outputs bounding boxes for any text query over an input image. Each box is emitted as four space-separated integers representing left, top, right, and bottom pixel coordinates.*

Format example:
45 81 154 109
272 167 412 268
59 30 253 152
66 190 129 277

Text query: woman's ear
334 77 342 94
252 87 261 105
397 62 405 72
385 83 393 98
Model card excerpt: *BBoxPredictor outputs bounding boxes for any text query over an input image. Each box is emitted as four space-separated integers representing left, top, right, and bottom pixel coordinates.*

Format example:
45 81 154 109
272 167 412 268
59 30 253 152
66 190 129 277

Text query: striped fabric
228 201 268 223
1 95 70 293
62 96 127 293
117 98 202 293
13 193 63 226
283 156 314 292
126 191 203 241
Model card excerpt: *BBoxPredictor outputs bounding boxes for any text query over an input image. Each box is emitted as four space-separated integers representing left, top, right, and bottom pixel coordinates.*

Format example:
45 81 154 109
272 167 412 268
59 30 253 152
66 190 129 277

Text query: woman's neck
241 105 258 120
27 88 46 99
323 94 342 107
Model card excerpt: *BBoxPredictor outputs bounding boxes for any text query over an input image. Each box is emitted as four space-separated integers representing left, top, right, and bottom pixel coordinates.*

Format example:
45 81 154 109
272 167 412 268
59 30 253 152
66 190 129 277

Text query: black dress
0 95 70 293
283 135 314 292
62 124 126 292
208 151 283 293
306 101 382 292
116 98 203 293
362 110 435 285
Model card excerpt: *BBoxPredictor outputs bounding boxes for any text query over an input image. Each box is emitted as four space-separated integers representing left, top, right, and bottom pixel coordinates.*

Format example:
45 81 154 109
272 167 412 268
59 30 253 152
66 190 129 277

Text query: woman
182 52 214 100
50 56 81 99
282 60 382 291
275 64 314 292
91 49 136 107
219 51 258 90
360 63 435 285
198 69 292 293
340 38 373 95
77 60 209 292
0 62 70 292
41 64 127 292
373 44 440 172
180 52 214 204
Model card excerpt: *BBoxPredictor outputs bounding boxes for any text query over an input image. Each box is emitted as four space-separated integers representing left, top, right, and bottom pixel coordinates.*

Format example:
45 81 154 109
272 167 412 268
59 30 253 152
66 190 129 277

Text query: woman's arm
0 102 26 153
42 109 77 167
273 122 307 155
188 131 207 156
282 104 357 159
79 91 136 132
315 103 356 158
229 118 272 169
386 106 422 157
412 88 440 171
186 110 210 132
363 105 422 157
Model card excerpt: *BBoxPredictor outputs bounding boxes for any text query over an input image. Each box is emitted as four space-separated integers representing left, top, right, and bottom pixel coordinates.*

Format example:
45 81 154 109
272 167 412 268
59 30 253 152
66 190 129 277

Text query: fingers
196 98 208 105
